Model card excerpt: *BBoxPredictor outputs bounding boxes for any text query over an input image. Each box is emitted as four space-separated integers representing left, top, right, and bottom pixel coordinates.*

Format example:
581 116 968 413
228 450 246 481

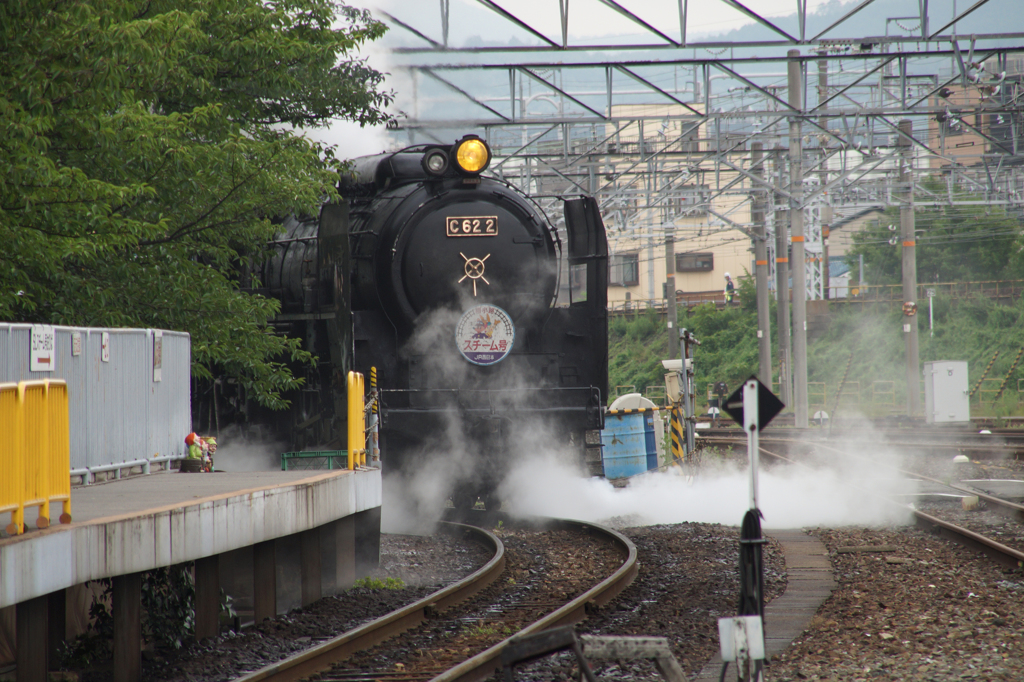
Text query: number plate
446 216 498 237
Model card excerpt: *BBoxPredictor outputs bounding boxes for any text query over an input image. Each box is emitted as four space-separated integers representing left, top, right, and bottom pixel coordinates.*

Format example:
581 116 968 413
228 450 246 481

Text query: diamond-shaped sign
721 376 785 430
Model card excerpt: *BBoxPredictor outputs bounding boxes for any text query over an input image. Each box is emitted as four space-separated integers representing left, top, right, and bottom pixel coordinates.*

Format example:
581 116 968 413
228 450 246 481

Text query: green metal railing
280 450 348 471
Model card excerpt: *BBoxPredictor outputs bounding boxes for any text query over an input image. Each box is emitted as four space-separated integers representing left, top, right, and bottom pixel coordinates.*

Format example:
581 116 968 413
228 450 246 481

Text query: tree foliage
609 278 769 406
1 0 392 408
846 189 1024 286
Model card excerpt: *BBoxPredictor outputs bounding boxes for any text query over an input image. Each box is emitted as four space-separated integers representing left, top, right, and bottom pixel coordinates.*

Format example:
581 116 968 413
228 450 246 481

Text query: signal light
452 135 491 175
421 147 449 176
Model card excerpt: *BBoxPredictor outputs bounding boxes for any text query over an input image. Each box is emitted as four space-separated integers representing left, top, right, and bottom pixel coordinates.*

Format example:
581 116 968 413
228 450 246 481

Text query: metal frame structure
374 0 1024 424
378 2 1024 279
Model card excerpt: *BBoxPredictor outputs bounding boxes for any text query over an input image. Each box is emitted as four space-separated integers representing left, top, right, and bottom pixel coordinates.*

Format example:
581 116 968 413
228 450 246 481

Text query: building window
675 252 714 272
609 253 639 286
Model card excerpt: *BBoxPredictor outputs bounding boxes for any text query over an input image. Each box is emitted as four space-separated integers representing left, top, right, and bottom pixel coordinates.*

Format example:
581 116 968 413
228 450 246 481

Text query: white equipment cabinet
923 361 970 424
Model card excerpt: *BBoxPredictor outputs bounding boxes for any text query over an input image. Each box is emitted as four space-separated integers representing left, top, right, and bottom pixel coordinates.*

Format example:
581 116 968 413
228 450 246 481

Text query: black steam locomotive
228 135 608 507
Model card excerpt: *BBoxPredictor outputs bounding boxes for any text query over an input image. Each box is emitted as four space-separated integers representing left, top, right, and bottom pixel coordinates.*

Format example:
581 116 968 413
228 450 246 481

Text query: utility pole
819 58 831 302
898 119 921 416
666 232 677 359
774 148 791 406
822 205 832 301
788 49 809 428
751 142 772 384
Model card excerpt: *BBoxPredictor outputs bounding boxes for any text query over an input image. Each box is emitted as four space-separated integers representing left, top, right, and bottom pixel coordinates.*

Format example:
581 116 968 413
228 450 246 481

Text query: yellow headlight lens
455 138 490 174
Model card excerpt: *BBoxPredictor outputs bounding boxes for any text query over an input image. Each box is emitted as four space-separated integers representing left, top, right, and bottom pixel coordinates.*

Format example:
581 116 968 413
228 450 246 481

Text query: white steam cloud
380 419 475 535
206 426 287 472
380 306 491 535
499 444 917 529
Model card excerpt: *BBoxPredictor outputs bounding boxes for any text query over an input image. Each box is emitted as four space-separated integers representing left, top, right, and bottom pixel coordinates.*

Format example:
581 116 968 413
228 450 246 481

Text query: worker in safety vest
724 272 735 304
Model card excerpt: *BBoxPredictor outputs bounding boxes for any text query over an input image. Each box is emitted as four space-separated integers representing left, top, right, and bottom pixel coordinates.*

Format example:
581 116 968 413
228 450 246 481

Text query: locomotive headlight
421 147 449 176
453 135 491 175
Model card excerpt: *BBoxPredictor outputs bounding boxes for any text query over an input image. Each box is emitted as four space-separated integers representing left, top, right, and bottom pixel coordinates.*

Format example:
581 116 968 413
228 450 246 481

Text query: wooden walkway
693 529 835 681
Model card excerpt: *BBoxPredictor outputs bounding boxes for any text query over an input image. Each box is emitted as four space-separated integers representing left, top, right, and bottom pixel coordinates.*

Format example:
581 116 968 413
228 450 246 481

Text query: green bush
352 577 405 590
609 281 1024 415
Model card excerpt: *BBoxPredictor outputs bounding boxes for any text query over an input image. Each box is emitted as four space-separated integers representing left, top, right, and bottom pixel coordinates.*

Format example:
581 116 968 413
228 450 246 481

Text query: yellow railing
847 280 1024 303
0 380 72 535
347 371 366 469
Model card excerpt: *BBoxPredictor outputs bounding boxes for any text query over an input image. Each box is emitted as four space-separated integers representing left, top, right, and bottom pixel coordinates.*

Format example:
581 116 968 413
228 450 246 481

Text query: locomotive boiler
231 135 609 508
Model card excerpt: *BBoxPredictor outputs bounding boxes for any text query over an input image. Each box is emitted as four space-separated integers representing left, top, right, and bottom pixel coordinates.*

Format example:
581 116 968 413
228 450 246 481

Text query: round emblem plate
455 304 515 365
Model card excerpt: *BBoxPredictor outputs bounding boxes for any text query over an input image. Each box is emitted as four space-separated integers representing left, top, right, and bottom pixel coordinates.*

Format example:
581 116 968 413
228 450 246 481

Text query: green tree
847 190 1024 286
1 0 391 408
608 277 769 407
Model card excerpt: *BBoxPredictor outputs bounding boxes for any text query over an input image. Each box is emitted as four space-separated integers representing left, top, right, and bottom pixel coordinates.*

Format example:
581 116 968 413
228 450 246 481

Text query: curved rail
430 519 638 682
903 475 1024 524
743 439 1024 572
234 522 505 682
705 431 1024 455
911 509 1024 571
713 434 1024 524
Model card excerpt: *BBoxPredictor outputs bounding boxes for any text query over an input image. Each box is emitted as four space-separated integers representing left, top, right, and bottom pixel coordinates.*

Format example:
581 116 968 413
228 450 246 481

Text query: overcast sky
367 0 848 42
307 0 977 159
310 0 840 157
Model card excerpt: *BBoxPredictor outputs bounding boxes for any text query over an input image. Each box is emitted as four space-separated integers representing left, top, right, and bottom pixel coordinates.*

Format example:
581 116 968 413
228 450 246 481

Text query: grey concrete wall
0 469 382 609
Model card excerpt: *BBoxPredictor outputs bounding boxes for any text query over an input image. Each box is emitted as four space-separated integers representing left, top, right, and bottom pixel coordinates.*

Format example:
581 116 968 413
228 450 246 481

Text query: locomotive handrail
379 386 601 395
347 372 365 469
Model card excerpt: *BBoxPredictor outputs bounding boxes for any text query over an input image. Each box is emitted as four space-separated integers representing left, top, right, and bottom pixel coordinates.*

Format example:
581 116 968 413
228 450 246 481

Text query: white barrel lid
609 393 658 411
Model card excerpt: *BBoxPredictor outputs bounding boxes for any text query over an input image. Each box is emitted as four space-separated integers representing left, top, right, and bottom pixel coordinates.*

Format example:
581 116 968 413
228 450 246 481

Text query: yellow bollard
44 380 72 524
0 379 71 534
23 380 51 528
347 371 365 469
1 382 26 535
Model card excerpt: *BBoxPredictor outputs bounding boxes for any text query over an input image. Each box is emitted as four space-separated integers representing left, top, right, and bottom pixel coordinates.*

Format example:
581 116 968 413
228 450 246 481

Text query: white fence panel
0 324 191 473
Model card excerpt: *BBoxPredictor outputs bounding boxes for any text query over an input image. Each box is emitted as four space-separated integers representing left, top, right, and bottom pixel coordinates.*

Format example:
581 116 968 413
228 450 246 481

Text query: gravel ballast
60 450 1024 682
767 525 1024 682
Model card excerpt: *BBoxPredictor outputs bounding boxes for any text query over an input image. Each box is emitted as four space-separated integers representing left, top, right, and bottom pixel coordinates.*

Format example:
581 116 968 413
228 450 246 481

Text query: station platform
1 467 382 682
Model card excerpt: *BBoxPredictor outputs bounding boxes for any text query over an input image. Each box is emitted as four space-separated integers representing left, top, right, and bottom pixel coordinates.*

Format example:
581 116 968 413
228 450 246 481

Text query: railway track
234 515 637 682
716 435 1024 572
702 426 1024 457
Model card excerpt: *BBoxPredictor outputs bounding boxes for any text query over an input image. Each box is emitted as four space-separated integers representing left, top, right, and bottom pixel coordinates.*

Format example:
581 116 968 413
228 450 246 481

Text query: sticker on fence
30 325 55 372
153 330 163 382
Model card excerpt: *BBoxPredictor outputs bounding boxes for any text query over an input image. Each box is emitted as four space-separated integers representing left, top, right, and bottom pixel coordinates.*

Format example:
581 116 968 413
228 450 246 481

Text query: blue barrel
601 411 658 479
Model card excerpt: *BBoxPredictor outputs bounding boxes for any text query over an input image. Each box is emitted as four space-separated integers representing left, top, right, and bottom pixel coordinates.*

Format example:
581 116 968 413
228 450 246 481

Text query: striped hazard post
670 404 685 465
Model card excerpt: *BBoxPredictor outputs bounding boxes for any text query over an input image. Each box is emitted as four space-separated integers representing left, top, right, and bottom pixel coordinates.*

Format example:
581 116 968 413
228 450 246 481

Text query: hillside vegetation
609 279 1024 416
610 198 1024 416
